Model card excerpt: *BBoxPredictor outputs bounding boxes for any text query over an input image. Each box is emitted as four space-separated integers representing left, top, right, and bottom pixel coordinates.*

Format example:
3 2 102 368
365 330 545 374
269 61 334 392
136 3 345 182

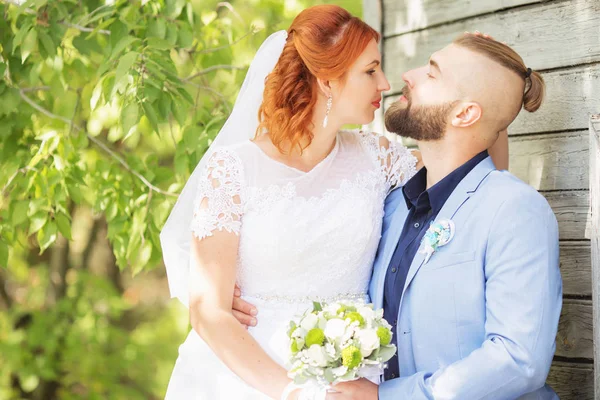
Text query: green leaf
11 201 29 226
29 212 47 234
110 35 139 60
21 29 38 63
177 26 193 48
12 20 33 53
176 87 194 105
114 51 139 90
37 221 57 253
38 30 56 58
55 213 72 240
166 0 186 18
146 37 172 50
312 301 323 312
183 125 201 150
121 102 139 137
376 345 397 363
109 19 128 49
171 97 187 126
201 11 217 26
147 18 166 39
90 78 104 111
165 24 178 46
157 94 172 120
0 241 8 268
142 102 160 135
73 34 103 56
132 241 153 275
68 185 83 204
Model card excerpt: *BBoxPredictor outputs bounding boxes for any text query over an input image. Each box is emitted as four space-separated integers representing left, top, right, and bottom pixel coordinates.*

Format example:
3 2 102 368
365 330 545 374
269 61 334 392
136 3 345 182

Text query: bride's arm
187 148 296 400
189 231 291 399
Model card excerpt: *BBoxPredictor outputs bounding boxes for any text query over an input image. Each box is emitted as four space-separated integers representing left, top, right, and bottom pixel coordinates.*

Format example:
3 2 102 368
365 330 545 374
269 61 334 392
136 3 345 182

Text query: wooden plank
510 66 600 135
382 0 600 89
543 190 590 241
383 0 540 36
547 361 594 400
383 65 600 135
509 131 589 191
560 241 592 297
556 299 593 359
589 114 600 395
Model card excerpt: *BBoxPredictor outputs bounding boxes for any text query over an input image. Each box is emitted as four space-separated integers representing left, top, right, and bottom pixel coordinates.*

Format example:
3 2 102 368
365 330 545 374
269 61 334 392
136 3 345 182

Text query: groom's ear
451 102 482 128
316 78 332 97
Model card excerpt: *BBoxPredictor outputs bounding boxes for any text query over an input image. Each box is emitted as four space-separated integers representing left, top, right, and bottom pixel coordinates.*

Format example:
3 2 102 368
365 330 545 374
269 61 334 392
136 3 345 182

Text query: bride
160 5 506 400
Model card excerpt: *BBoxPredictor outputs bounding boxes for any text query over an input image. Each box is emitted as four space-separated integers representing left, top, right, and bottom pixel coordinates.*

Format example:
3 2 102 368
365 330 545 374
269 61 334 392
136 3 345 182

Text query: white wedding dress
164 130 417 399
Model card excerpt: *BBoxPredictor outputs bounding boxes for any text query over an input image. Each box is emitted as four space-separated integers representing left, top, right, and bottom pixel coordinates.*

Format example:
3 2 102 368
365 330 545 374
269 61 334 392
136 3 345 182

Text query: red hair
256 5 380 153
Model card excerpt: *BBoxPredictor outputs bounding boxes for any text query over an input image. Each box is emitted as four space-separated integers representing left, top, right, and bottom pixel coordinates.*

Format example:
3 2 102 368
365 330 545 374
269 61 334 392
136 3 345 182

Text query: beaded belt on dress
242 292 369 304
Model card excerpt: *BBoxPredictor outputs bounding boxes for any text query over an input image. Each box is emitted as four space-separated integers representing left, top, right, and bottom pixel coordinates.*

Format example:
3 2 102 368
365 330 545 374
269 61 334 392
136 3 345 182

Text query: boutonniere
419 219 455 264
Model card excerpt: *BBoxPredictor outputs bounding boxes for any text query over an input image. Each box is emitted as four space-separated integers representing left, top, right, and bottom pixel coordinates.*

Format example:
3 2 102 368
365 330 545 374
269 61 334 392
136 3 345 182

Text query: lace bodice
189 130 417 301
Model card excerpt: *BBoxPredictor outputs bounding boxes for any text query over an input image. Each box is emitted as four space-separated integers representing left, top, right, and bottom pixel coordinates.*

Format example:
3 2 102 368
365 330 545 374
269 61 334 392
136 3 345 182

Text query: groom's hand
326 379 378 400
231 284 258 328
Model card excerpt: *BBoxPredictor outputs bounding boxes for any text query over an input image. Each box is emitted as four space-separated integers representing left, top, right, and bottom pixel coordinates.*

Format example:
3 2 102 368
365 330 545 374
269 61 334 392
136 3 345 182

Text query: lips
371 101 381 109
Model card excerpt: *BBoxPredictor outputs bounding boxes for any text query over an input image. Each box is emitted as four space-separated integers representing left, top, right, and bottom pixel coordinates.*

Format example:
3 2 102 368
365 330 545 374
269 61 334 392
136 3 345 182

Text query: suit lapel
399 157 497 302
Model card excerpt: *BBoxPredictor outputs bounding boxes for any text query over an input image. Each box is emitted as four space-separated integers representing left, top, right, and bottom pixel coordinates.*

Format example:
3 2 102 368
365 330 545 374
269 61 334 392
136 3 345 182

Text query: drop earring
322 94 332 128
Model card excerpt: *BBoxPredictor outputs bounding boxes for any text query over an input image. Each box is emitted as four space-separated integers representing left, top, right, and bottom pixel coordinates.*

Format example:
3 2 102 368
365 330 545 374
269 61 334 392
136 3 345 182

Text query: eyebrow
429 58 442 75
367 60 381 67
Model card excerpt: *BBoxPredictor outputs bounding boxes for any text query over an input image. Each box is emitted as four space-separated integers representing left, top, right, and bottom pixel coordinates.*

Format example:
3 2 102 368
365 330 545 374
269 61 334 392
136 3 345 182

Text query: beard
384 87 457 141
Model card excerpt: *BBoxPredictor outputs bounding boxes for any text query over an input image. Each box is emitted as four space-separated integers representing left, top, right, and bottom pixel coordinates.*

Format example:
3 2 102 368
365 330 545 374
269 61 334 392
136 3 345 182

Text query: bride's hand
232 284 258 328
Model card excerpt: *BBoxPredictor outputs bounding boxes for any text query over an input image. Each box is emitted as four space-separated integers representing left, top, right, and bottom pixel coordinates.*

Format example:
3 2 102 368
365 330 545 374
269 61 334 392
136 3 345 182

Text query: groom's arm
379 191 563 400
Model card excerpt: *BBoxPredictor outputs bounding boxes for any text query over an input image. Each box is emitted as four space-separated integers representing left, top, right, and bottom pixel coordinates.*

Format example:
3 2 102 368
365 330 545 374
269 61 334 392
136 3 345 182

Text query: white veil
159 30 288 307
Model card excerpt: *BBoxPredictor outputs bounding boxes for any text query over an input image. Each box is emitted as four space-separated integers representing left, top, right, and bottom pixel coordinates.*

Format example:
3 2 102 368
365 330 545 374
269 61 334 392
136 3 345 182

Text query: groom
234 34 563 399
328 34 562 400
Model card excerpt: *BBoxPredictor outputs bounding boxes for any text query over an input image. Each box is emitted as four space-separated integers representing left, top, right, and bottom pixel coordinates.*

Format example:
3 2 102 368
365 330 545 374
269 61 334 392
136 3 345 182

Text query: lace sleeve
360 131 418 188
190 148 245 240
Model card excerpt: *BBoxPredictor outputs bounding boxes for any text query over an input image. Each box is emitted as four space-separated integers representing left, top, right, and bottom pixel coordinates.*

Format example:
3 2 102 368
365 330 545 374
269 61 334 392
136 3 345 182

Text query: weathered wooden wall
364 0 600 398
591 115 600 397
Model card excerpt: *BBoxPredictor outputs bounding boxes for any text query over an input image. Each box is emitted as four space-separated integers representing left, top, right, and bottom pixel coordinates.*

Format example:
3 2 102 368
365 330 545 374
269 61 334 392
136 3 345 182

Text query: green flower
345 312 365 327
341 345 362 369
290 339 300 354
377 326 392 346
305 328 325 347
337 305 356 315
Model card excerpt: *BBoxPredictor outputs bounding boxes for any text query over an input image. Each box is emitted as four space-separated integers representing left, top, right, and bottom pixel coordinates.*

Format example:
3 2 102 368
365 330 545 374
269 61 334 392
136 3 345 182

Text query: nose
379 73 391 92
402 70 415 89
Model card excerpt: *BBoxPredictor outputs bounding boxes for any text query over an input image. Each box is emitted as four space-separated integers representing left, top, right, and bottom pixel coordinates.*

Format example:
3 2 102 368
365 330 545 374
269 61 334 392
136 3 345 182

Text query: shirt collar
403 150 489 213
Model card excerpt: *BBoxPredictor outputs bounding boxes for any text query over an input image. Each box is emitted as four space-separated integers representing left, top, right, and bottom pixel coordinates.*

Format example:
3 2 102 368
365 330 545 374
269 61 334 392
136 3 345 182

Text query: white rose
332 365 348 377
357 306 375 326
356 329 380 357
300 313 319 331
325 302 341 315
318 315 328 330
324 318 347 339
292 327 307 339
306 344 328 367
324 342 336 358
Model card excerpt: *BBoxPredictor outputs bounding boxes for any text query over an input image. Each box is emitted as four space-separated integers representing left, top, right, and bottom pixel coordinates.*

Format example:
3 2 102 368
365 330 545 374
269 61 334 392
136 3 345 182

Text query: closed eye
367 69 376 75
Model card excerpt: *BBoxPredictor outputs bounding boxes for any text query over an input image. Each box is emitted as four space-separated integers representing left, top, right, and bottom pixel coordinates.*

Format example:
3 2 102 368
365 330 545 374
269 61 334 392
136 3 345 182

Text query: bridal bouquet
286 300 396 387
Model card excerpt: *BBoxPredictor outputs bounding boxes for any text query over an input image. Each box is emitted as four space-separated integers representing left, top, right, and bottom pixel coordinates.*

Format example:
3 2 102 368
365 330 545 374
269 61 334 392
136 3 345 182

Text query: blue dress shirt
382 150 489 380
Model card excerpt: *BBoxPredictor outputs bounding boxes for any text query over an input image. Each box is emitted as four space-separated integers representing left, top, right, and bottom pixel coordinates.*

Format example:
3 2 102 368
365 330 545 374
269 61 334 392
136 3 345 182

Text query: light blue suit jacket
370 157 562 399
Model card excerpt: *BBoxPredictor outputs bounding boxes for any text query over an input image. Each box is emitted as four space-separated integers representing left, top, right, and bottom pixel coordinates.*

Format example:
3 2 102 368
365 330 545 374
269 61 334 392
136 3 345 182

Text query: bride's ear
316 78 332 98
